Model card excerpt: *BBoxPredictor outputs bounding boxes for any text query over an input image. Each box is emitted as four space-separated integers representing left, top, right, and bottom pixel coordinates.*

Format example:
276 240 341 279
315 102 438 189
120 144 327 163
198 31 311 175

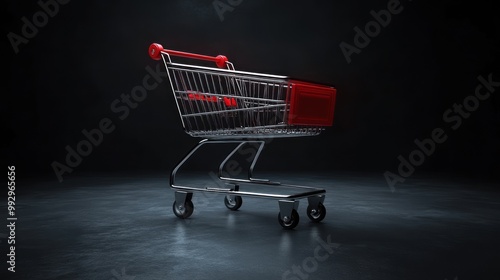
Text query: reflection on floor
8 172 500 279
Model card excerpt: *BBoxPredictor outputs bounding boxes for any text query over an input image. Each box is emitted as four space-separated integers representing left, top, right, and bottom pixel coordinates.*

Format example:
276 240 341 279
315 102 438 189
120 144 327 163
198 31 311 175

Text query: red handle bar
148 43 228 69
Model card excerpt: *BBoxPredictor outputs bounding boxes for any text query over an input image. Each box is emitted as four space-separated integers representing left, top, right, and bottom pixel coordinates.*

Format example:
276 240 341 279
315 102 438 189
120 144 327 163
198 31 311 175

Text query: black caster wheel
278 209 300 229
224 195 243 211
172 200 194 219
306 203 326 222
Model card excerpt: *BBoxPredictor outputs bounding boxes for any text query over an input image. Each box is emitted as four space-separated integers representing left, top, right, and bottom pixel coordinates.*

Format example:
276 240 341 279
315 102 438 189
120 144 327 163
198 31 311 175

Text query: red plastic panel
287 81 336 126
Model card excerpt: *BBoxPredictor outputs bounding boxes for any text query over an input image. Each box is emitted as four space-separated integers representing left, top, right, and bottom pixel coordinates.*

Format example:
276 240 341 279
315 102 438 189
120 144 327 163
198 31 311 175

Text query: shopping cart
148 43 336 229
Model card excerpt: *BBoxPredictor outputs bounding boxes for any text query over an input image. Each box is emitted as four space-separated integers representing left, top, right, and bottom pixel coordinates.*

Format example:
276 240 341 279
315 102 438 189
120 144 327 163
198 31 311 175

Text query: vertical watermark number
7 166 17 273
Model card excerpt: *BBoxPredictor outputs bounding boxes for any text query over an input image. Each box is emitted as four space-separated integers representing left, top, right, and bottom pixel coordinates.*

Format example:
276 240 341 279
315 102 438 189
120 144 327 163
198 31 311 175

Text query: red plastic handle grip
149 43 228 68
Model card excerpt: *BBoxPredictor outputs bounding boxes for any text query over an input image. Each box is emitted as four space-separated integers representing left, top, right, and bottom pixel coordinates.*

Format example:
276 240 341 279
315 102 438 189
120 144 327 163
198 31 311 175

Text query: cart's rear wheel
306 203 326 222
224 195 242 211
172 200 194 219
278 209 300 229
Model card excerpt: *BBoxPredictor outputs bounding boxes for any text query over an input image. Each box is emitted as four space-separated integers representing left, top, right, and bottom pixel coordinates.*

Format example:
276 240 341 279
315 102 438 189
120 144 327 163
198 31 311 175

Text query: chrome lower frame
170 139 326 217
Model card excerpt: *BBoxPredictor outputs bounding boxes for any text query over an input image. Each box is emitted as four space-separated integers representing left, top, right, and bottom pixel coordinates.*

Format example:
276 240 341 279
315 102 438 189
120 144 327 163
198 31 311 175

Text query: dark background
3 0 500 184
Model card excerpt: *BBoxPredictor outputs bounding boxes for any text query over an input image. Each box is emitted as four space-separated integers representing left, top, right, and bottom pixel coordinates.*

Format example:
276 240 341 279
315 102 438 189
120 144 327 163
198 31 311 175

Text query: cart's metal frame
149 43 333 229
170 139 326 228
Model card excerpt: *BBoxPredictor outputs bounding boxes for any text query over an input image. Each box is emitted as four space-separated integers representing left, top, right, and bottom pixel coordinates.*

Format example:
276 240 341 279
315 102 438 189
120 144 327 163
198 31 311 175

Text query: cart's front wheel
224 195 243 211
278 209 300 229
306 203 326 222
172 200 194 219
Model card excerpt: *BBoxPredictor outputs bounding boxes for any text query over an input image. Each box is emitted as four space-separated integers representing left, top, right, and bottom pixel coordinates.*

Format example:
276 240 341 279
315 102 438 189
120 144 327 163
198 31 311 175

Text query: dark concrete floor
2 172 500 280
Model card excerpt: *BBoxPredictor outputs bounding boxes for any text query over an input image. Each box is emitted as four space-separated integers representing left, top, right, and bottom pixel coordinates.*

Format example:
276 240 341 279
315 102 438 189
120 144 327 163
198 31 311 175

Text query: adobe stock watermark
213 0 244 22
51 63 167 182
384 73 499 191
282 234 340 280
110 267 136 280
7 0 71 54
204 118 286 192
208 140 271 182
339 0 414 64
